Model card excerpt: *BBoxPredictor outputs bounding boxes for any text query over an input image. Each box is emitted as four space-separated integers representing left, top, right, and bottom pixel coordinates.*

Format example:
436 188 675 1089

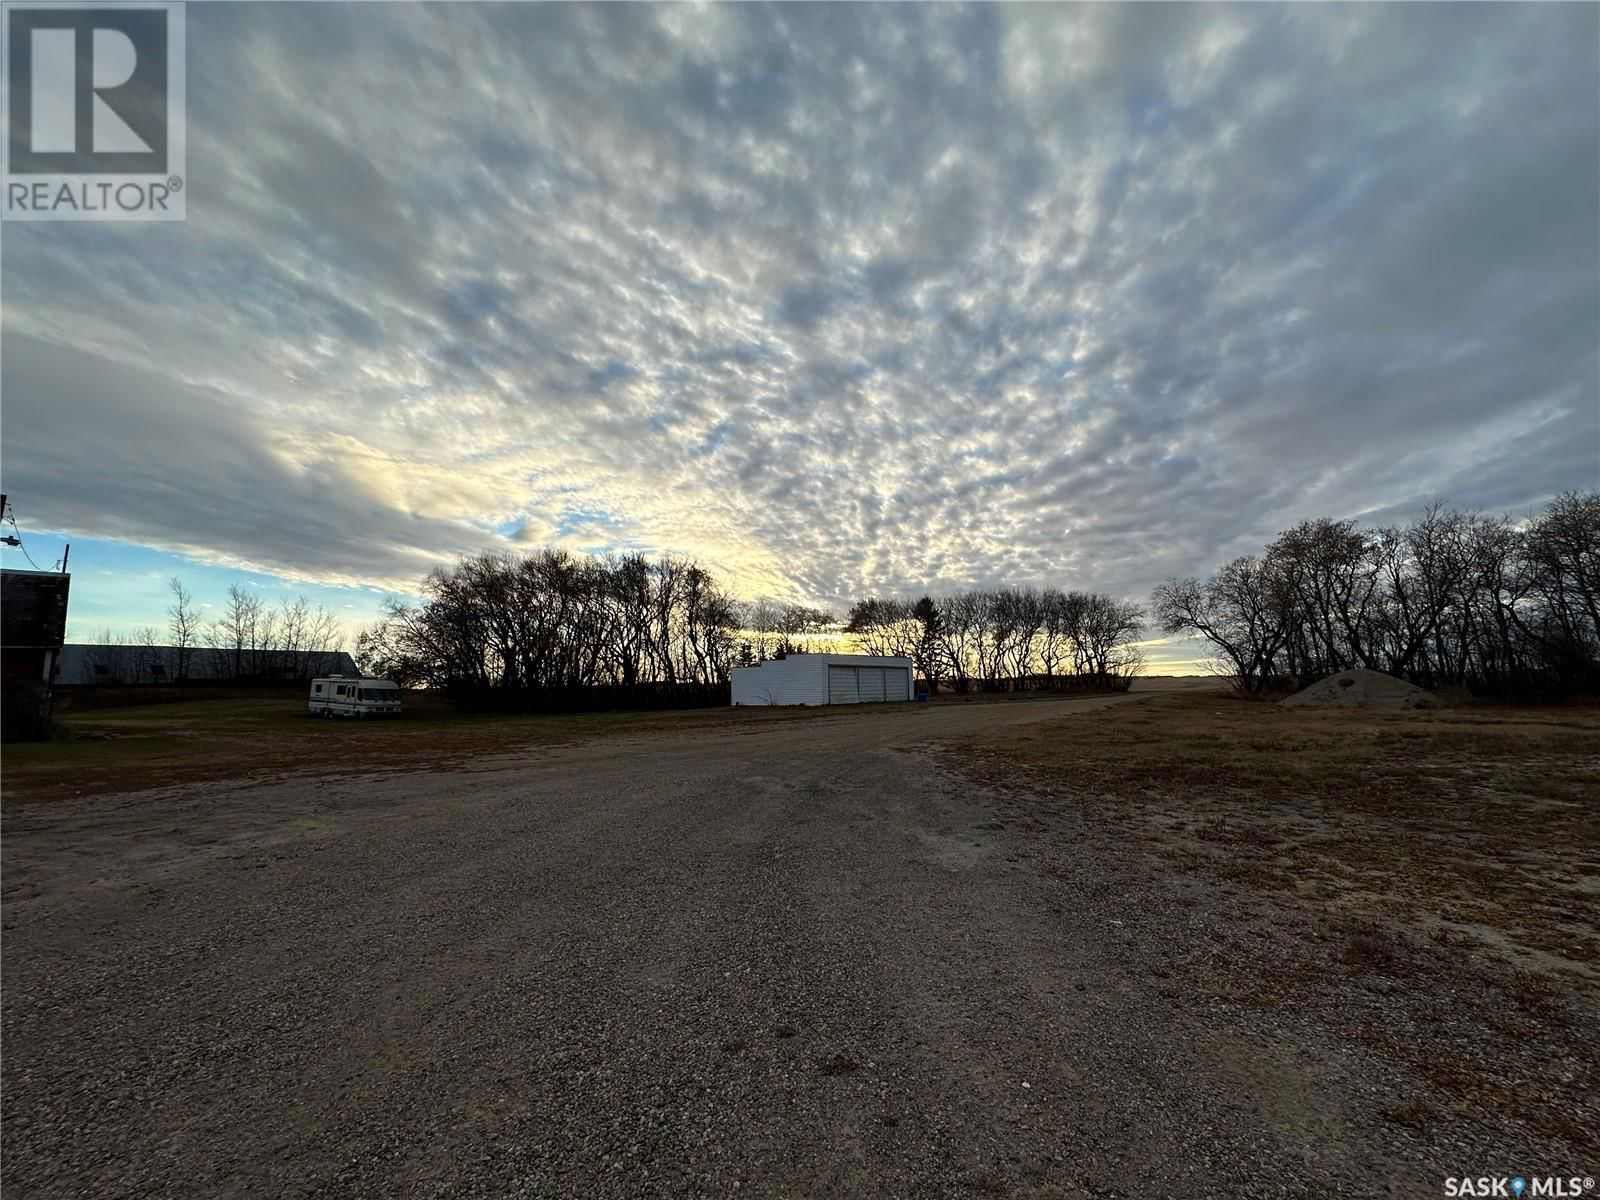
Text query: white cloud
2 3 1595 615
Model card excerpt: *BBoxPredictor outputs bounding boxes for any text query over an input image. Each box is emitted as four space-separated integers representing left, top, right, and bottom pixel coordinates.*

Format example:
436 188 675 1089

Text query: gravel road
0 681 1537 1197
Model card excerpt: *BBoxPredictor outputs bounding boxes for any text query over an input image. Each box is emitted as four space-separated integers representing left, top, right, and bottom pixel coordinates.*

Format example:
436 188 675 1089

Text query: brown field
3 691 921 804
957 691 1600 971
945 690 1600 1148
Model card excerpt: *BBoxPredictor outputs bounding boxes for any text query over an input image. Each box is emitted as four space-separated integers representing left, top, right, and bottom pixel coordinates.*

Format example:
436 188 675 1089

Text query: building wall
55 644 359 686
1 569 71 652
731 655 829 705
2 570 71 741
730 655 913 706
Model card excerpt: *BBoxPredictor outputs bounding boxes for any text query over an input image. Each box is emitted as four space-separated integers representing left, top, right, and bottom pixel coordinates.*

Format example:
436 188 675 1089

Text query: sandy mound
1281 668 1443 710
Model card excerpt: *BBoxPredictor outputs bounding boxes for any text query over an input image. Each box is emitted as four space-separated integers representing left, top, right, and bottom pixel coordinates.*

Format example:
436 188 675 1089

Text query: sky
3 3 1597 672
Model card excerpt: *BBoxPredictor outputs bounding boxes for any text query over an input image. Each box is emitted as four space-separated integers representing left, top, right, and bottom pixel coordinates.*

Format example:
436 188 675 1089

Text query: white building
730 653 915 706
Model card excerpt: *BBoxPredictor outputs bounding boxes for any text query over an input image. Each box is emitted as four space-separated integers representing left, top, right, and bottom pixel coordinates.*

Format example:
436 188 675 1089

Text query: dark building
1 568 72 739
54 644 358 686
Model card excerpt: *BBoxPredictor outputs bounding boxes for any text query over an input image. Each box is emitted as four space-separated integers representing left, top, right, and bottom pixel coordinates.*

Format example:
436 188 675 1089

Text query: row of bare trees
356 549 740 690
733 600 837 664
845 589 1146 693
192 582 345 680
1152 492 1600 696
79 579 345 683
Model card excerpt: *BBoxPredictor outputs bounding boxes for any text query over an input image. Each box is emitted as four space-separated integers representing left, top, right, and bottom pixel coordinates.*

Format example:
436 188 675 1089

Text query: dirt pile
1281 668 1443 710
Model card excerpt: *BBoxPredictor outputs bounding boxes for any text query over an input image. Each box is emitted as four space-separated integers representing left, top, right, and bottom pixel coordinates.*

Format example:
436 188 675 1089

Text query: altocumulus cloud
2 3 1596 607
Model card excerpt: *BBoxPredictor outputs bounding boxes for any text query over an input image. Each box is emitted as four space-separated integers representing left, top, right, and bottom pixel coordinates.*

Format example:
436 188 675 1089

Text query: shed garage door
828 666 860 704
828 664 909 704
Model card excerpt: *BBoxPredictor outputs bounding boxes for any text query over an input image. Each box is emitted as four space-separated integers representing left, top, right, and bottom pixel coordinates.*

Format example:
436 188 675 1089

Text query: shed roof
56 644 359 685
738 653 912 667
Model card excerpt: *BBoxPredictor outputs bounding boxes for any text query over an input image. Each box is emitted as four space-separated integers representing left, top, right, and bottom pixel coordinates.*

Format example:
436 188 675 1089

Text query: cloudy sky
3 3 1597 664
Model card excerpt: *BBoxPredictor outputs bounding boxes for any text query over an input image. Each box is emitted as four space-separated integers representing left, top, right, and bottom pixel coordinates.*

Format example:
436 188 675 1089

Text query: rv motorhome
308 675 401 718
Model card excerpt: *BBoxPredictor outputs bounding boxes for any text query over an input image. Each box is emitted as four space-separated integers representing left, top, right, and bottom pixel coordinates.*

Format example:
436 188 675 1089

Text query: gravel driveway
0 682 1510 1197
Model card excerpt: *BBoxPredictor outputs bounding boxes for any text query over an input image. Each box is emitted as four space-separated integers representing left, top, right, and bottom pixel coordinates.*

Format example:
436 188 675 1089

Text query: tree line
734 599 837 664
1152 491 1600 697
353 549 1150 698
356 550 740 691
844 590 1146 693
78 579 347 684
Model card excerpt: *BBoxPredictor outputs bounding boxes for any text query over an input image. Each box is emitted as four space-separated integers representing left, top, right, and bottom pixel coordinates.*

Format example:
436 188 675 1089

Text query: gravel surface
2 681 1582 1197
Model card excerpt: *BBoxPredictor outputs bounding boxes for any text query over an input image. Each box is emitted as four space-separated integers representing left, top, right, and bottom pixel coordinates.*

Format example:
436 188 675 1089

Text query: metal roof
55 644 359 686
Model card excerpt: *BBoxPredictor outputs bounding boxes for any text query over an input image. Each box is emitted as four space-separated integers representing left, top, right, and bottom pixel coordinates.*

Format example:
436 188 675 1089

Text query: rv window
313 683 323 693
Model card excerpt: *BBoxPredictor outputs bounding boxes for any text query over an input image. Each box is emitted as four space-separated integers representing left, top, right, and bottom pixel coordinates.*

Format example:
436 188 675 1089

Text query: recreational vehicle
308 675 401 718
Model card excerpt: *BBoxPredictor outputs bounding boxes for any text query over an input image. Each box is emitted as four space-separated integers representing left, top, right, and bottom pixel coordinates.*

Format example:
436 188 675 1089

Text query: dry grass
961 690 1600 976
948 689 1600 1152
1 692 903 804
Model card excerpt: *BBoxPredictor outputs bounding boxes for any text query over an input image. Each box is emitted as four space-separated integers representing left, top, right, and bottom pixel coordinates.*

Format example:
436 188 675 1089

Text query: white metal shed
730 654 915 706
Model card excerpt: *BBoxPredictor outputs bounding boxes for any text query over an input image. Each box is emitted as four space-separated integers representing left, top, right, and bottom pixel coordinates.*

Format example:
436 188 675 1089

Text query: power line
3 500 47 571
8 519 44 571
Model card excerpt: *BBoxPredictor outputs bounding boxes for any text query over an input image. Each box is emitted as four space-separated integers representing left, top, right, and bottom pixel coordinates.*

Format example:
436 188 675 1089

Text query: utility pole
0 493 18 548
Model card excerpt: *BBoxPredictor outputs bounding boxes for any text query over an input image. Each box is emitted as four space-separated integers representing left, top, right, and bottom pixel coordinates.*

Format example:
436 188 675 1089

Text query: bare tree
361 549 740 692
776 603 836 656
845 587 1144 694
937 592 981 693
1037 588 1083 683
134 625 161 680
1075 594 1145 683
1155 493 1600 697
209 583 263 679
844 597 919 660
740 599 782 662
167 577 199 682
1152 557 1288 694
909 596 945 692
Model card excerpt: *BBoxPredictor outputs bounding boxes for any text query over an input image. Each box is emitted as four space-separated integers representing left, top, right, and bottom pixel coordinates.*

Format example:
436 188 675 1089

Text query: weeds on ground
949 690 1600 1156
959 691 1600 973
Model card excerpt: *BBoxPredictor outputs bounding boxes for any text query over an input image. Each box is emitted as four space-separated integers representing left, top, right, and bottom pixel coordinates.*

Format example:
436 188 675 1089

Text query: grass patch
952 690 1600 1156
959 690 1600 976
